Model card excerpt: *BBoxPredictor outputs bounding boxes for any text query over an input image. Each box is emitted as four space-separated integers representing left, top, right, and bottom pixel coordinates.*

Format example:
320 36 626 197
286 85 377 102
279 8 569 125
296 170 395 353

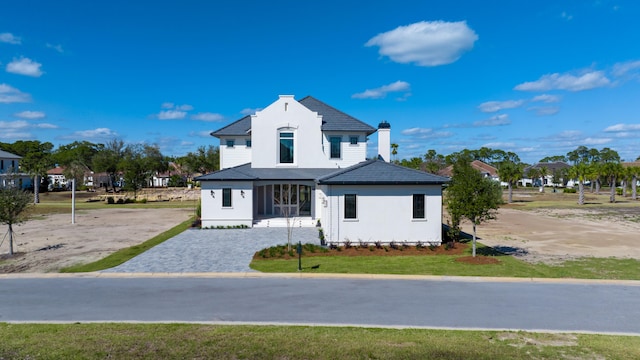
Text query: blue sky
1 0 639 164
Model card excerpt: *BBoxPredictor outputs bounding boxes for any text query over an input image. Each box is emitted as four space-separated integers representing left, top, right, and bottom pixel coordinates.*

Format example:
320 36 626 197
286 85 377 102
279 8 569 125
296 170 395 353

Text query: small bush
136 198 147 203
563 188 577 193
358 240 368 249
116 198 124 204
343 239 352 249
369 245 375 251
616 188 623 196
429 243 438 251
389 241 399 250
416 241 424 249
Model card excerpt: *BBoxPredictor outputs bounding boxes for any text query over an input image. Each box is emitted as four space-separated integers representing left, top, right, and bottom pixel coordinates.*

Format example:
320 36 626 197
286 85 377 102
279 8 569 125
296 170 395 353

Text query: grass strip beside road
60 218 193 273
0 323 638 359
250 243 640 280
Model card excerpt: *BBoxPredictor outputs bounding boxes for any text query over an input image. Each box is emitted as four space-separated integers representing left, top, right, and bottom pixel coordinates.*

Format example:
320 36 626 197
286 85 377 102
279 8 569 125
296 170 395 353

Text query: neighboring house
0 149 32 189
47 166 68 190
195 95 449 244
522 162 571 187
438 160 499 180
150 162 186 187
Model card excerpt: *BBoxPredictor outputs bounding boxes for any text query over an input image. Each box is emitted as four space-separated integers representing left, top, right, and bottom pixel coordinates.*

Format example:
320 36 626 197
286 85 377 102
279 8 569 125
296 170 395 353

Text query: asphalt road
1 275 638 335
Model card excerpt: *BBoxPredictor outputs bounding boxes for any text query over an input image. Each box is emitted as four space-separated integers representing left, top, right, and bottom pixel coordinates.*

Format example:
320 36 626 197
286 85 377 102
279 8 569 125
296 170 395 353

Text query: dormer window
279 132 294 164
226 139 235 148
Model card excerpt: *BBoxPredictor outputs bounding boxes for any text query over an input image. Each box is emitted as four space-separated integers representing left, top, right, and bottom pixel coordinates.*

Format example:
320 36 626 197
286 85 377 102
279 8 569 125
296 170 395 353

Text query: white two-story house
0 149 32 190
195 95 449 244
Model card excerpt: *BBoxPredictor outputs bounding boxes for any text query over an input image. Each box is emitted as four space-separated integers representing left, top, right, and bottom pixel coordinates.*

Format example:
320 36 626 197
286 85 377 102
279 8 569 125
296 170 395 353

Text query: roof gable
210 95 376 138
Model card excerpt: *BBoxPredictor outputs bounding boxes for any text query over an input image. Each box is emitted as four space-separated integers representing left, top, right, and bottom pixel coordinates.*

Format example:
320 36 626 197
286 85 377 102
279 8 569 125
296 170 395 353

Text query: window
226 139 235 148
222 188 232 207
279 132 294 163
330 136 341 159
344 194 357 219
413 194 425 219
0 160 3 170
349 136 358 145
246 140 252 148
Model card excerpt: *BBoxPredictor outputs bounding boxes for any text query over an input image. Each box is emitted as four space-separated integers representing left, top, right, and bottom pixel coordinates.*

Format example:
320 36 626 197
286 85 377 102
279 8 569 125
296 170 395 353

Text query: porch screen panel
344 194 357 219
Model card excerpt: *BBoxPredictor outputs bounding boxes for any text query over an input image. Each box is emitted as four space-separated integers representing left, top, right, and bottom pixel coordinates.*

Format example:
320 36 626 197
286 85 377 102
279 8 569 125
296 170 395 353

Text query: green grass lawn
251 242 640 280
0 323 638 360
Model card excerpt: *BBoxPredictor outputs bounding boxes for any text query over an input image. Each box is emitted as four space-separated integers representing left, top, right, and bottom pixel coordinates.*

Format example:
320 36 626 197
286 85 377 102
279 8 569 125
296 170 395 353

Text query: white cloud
46 43 64 53
58 128 118 140
604 123 640 132
6 57 44 77
583 137 612 145
515 70 610 92
401 127 453 139
240 108 261 115
478 100 524 113
527 106 560 116
14 110 45 119
189 130 214 138
365 20 478 67
473 114 511 127
0 32 21 44
352 80 411 99
157 110 187 120
0 83 31 103
483 142 516 149
561 11 573 21
531 94 561 103
176 104 193 111
161 102 174 109
191 112 224 122
612 60 640 78
0 120 57 131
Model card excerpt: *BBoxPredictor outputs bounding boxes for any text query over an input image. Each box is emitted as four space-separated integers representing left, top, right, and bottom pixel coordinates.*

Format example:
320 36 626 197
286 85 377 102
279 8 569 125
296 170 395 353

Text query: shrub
116 198 124 204
358 240 368 249
374 241 383 249
343 239 352 249
563 188 577 194
389 241 399 250
106 197 114 204
616 188 623 196
416 241 424 249
136 198 147 203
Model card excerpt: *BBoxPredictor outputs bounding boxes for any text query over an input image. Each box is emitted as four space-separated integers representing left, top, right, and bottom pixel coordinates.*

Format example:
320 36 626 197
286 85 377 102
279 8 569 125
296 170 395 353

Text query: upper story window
226 139 235 148
279 132 294 164
246 140 252 148
349 136 358 145
330 136 341 159
0 160 3 170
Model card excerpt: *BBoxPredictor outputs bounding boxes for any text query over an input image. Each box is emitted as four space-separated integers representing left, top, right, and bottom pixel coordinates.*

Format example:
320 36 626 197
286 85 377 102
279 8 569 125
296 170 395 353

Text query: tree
92 139 126 192
602 162 623 203
446 156 503 257
399 157 423 170
120 144 167 197
0 182 33 255
178 145 220 178
627 166 640 200
526 167 540 188
424 149 445 174
538 166 548 193
52 141 102 170
497 160 522 204
0 140 54 203
390 143 399 163
568 163 589 205
539 155 568 163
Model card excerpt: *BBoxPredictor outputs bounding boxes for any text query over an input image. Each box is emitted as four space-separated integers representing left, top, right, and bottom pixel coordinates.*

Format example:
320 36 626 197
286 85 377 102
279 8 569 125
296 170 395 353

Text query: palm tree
628 166 640 200
498 161 522 203
602 162 623 203
390 143 399 163
538 166 548 193
526 167 540 189
569 163 589 205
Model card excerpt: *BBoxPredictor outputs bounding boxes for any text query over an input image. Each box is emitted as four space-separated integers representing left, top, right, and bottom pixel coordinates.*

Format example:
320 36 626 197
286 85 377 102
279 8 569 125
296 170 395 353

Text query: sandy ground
460 206 640 264
0 207 193 273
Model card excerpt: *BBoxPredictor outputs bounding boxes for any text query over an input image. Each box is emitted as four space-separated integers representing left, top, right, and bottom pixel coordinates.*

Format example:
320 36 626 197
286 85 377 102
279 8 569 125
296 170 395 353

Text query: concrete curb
1 272 640 286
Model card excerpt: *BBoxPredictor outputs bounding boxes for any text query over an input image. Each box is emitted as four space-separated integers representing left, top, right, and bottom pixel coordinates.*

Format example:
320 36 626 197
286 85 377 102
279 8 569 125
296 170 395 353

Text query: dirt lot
459 203 640 264
0 207 193 273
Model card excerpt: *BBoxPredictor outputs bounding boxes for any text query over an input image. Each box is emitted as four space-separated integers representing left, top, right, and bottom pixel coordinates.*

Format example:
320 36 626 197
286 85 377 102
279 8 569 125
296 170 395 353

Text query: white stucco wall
200 181 253 227
219 137 252 169
319 184 443 245
251 95 336 168
322 133 368 168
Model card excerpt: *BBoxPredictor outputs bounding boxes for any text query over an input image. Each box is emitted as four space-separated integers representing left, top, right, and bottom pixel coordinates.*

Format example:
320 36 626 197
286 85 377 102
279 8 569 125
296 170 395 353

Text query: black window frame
349 136 358 145
412 194 425 219
344 194 357 219
226 139 235 148
330 136 341 159
279 132 294 164
222 188 232 207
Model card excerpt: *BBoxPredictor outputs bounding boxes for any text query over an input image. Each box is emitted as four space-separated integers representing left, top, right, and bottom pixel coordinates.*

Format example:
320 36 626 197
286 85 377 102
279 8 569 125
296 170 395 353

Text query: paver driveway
103 227 320 273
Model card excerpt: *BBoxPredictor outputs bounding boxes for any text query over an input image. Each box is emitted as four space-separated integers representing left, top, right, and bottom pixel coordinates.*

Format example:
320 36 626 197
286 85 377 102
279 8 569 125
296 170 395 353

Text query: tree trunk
508 182 513 203
609 176 616 203
633 175 638 200
622 180 627 197
8 223 14 255
578 180 585 205
472 223 477 257
595 179 601 194
33 174 40 204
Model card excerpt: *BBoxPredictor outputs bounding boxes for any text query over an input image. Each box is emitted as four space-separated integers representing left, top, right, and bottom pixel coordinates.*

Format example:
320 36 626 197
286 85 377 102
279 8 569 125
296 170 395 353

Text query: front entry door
273 184 298 216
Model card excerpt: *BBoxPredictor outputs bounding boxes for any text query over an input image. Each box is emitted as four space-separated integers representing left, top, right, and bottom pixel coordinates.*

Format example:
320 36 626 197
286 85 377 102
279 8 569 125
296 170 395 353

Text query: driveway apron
103 227 320 273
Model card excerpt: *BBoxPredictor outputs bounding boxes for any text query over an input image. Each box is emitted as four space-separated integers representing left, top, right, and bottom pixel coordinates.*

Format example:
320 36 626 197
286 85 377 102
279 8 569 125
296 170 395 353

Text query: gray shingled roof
317 159 450 185
0 149 21 159
195 163 337 181
210 96 377 137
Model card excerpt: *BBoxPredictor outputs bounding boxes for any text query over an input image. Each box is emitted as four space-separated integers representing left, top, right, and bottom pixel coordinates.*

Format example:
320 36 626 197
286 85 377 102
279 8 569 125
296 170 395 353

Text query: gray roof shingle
195 163 337 181
0 149 21 159
210 96 377 137
317 159 450 185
